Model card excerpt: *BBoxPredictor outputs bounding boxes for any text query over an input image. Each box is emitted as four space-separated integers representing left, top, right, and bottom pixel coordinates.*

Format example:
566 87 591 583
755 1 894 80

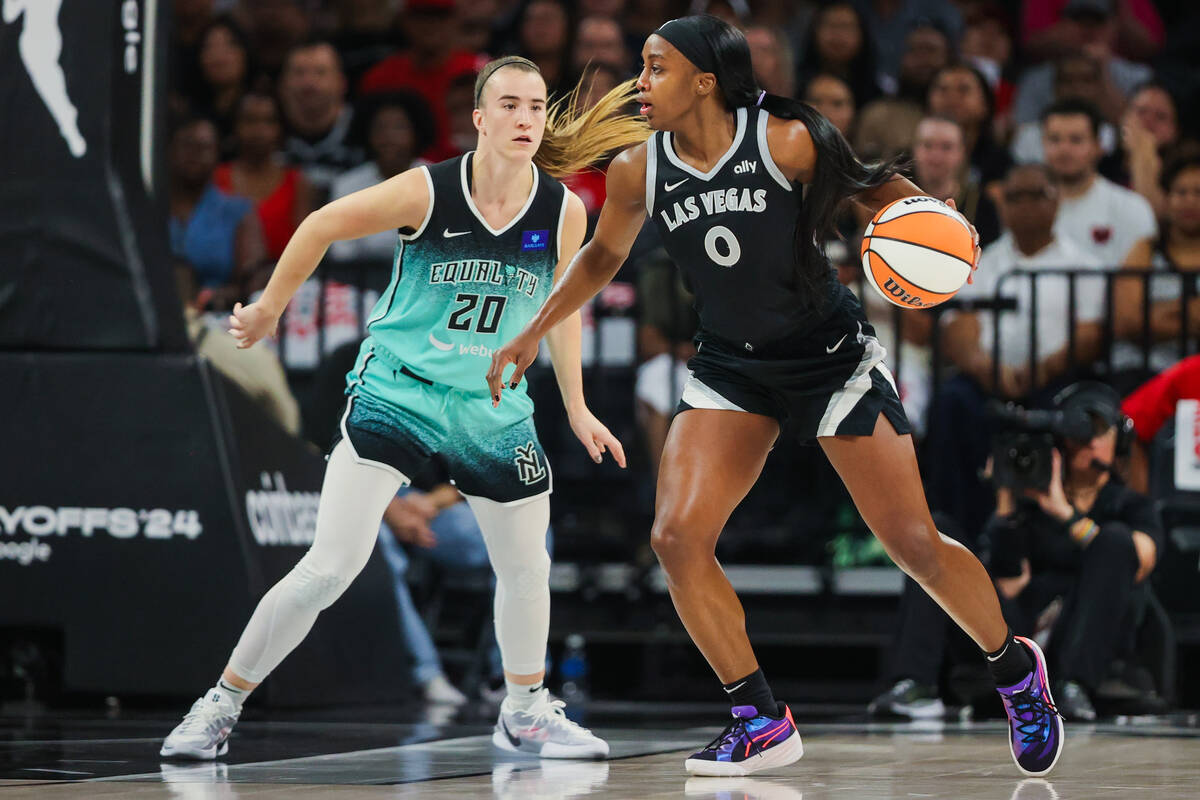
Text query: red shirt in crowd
213 164 303 262
359 51 488 162
1122 355 1200 442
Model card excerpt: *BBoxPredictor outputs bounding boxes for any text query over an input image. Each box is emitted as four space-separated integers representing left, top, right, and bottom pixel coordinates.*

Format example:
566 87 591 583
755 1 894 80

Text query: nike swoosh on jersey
428 332 455 351
826 334 849 353
443 228 470 238
664 178 689 192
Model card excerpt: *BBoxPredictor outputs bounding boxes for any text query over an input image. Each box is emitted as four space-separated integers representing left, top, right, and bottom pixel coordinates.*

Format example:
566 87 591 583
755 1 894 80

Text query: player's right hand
228 301 280 349
487 331 540 407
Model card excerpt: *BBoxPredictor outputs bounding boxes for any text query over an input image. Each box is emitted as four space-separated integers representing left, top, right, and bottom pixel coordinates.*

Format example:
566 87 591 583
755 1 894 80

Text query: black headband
655 18 718 74
474 56 541 108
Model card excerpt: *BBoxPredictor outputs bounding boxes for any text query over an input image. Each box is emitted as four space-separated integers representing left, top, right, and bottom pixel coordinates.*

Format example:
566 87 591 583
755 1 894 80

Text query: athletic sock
722 668 779 718
505 677 543 711
985 631 1035 688
215 678 249 711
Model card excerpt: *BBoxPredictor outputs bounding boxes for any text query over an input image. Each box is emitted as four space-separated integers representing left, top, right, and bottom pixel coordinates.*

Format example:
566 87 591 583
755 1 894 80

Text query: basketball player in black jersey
489 15 1064 780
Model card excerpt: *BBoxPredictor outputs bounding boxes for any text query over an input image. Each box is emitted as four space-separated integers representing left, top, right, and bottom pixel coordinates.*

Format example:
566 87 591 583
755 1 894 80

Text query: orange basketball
859 196 975 309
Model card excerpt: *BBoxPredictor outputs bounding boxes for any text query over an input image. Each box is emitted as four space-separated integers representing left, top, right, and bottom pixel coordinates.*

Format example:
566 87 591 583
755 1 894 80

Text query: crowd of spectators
167 0 1200 713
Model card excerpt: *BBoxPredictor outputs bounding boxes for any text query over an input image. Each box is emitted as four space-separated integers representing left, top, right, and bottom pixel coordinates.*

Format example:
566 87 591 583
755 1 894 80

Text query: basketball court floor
2 703 1197 798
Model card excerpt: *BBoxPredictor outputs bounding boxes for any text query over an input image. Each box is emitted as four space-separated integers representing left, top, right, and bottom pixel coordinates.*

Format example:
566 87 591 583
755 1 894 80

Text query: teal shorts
336 342 550 505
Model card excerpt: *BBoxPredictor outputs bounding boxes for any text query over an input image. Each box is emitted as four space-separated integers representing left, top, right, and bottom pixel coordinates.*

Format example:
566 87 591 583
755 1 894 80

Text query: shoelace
702 715 751 753
175 700 231 737
1009 689 1063 744
527 697 595 737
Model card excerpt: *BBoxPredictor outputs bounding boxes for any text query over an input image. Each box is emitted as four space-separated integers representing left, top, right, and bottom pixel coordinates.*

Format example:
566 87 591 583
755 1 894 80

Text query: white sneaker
422 674 468 706
160 691 240 760
492 689 609 759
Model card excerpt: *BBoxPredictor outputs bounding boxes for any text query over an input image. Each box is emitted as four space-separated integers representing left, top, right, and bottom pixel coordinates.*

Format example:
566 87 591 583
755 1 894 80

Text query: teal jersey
361 152 568 393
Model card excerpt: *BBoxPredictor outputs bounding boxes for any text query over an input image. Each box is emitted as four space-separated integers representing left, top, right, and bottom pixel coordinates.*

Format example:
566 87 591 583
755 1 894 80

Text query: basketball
859 196 975 309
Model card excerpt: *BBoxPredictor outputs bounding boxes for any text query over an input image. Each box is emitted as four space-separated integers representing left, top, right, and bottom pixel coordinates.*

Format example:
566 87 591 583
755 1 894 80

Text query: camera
988 402 1093 491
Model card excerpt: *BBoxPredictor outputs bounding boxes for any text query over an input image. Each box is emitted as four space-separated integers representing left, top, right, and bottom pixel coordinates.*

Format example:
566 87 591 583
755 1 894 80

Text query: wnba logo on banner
245 472 321 546
1175 400 1200 491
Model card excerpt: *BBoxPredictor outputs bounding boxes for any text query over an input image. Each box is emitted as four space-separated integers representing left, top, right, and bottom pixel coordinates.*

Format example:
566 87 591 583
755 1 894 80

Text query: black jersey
645 106 841 352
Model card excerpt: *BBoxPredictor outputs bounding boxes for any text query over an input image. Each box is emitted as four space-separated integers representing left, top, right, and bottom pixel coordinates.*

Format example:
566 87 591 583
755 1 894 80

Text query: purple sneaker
684 703 804 777
997 636 1065 777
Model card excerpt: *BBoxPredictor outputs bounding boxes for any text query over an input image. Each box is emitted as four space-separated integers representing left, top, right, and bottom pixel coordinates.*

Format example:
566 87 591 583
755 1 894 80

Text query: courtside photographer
984 381 1164 721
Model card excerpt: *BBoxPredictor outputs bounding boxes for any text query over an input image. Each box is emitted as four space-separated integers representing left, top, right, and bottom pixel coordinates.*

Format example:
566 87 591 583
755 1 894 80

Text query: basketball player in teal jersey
160 57 649 761
490 17 1065 779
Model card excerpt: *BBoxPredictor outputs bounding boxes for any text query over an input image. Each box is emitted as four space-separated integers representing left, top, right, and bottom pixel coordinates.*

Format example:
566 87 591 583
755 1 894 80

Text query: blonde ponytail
535 78 650 179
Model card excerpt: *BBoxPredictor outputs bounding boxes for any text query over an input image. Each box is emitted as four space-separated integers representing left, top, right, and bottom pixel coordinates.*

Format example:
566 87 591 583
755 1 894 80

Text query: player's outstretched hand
228 301 280 349
487 331 540 407
568 407 627 468
945 198 981 282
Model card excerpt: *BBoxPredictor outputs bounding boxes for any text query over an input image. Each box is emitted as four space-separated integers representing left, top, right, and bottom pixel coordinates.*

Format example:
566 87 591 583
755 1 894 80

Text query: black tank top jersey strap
645 106 843 352
413 153 568 262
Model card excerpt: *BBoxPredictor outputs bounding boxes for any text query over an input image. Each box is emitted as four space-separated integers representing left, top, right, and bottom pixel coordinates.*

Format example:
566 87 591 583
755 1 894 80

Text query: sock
215 677 249 711
985 631 1034 688
722 668 779 717
505 677 543 711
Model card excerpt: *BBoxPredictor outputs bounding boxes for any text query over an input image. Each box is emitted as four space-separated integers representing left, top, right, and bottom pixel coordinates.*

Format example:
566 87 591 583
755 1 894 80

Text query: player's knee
494 549 550 601
286 555 354 611
650 515 712 567
881 521 942 584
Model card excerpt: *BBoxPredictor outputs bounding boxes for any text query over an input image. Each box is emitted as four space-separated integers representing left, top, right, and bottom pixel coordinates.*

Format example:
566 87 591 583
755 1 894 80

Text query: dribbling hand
228 301 280 349
945 198 982 283
486 331 540 407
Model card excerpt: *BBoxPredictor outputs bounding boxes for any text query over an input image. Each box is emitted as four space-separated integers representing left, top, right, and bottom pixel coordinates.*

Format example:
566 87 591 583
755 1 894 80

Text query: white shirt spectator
959 232 1103 368
328 162 399 262
1053 175 1157 269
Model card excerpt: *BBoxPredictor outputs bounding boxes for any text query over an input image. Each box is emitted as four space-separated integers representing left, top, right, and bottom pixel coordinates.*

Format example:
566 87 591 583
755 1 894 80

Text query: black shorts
678 295 911 441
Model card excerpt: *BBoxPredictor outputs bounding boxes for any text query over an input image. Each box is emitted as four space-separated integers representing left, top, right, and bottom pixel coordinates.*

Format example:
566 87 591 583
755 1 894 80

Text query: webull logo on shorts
882 277 930 307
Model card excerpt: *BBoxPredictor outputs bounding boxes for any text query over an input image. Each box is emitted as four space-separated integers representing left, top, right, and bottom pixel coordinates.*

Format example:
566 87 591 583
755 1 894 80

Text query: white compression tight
228 441 401 682
465 494 551 676
226 440 553 684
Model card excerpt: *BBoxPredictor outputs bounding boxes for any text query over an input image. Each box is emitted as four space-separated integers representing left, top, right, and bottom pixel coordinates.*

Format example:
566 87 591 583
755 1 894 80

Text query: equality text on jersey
428 259 540 298
659 186 769 233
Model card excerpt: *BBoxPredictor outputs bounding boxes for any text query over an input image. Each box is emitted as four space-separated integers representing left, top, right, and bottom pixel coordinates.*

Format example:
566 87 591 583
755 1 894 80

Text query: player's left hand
568 407 627 468
945 198 981 283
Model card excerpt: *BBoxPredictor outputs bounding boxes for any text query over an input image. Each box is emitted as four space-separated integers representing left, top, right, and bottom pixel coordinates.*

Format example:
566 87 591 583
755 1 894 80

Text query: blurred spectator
192 16 255 157
582 0 627 16
1042 99 1157 268
168 116 268 310
172 0 217 104
329 91 437 262
459 0 501 56
510 0 576 98
1021 0 1163 65
573 15 632 74
929 165 1103 539
235 0 311 77
745 24 795 99
1123 354 1200 493
886 20 953 102
561 63 625 219
327 0 401 87
215 92 315 262
796 2 882 108
948 164 1103 396
174 261 301 434
279 41 364 199
804 73 856 139
911 115 1000 246
1010 54 1120 171
985 381 1162 720
1012 0 1153 127
635 249 698 483
959 6 1015 127
1119 82 1184 217
1114 151 1200 375
358 0 486 161
622 0 681 42
444 72 480 158
850 0 962 85
927 63 1010 188
376 485 488 707
853 92 922 163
